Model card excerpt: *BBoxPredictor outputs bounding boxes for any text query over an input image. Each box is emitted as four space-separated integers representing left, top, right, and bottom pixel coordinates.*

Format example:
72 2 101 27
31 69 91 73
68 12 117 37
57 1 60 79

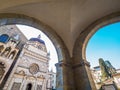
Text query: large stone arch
73 12 120 90
0 13 74 90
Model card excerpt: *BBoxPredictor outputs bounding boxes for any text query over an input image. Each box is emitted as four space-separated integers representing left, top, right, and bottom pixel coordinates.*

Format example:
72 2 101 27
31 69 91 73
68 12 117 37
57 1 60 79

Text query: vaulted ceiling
0 0 120 55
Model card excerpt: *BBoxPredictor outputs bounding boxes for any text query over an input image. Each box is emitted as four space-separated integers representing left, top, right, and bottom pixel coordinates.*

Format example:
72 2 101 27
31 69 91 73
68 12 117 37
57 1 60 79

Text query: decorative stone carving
11 82 21 90
29 63 39 74
37 85 42 90
18 70 25 75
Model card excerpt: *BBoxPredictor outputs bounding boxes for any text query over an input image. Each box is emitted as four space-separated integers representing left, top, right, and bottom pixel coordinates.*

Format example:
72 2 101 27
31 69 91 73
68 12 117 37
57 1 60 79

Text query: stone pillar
72 60 96 90
55 61 74 90
55 62 64 90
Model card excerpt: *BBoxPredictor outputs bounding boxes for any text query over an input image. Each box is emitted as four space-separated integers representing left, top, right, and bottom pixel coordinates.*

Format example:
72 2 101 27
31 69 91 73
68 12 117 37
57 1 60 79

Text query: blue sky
86 22 120 69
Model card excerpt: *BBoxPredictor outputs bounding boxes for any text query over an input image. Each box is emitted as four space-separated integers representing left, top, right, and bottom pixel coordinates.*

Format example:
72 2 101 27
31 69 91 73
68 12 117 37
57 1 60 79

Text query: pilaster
72 60 96 90
55 61 75 90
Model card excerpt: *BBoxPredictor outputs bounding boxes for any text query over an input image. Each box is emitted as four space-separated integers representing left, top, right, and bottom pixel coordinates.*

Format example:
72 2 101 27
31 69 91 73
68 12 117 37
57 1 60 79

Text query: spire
13 34 20 40
37 34 41 39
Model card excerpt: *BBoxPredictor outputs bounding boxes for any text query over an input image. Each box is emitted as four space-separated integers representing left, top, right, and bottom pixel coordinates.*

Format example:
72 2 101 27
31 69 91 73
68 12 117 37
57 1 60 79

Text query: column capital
55 61 71 67
72 60 90 69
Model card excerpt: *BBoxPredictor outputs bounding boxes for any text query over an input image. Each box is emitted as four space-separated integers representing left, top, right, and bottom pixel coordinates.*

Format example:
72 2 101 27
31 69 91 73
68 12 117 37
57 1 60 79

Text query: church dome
0 34 9 43
29 35 45 45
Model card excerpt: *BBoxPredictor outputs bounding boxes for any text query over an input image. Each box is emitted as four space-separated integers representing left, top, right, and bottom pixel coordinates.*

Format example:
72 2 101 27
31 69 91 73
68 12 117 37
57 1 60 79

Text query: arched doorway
0 13 74 90
73 12 120 90
26 83 32 90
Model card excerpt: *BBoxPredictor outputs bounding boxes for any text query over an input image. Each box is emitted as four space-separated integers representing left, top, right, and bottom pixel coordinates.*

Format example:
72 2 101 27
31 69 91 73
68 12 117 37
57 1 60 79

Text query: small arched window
1 47 11 57
0 34 9 43
9 50 16 59
0 45 4 53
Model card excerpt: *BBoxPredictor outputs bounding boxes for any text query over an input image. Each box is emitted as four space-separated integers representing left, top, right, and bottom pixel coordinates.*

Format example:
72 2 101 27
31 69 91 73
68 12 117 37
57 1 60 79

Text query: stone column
55 62 64 90
72 60 96 90
55 61 74 90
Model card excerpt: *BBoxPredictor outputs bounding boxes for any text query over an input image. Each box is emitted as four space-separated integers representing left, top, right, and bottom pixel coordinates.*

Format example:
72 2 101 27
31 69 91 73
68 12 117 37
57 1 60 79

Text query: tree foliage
99 58 110 79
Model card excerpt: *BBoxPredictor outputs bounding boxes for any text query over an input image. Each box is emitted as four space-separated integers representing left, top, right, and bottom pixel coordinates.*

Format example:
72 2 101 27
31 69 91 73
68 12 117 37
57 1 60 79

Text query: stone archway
73 12 120 90
0 13 74 90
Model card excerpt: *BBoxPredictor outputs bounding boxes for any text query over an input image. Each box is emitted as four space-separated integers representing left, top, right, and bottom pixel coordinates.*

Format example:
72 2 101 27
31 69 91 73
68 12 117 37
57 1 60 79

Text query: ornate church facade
0 25 56 90
4 35 51 90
